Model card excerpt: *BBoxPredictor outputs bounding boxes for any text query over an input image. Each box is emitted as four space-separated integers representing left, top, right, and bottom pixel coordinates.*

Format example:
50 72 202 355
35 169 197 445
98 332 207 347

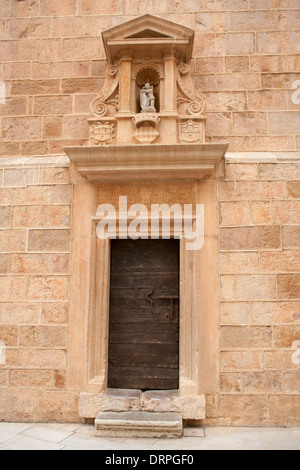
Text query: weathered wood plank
109 366 179 380
110 332 179 344
109 343 179 356
108 377 179 390
109 322 179 334
109 355 179 368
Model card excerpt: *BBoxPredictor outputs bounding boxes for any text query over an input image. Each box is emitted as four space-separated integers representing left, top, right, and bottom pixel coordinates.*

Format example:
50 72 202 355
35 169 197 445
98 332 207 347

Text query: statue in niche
140 83 156 113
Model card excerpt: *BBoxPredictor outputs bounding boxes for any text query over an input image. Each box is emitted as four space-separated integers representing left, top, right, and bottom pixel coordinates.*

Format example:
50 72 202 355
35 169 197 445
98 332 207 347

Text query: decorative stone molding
65 143 228 182
132 113 160 129
101 14 195 63
90 65 119 118
177 62 206 116
65 15 228 177
84 15 208 147
135 64 162 88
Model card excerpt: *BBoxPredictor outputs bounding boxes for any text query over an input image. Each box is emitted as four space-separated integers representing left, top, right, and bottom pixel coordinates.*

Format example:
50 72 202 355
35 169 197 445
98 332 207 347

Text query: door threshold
79 389 206 420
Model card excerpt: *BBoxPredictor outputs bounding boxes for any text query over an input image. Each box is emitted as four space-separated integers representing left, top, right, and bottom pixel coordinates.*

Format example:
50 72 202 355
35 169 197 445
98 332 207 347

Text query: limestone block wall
0 156 80 422
0 155 299 425
211 154 300 427
0 0 299 156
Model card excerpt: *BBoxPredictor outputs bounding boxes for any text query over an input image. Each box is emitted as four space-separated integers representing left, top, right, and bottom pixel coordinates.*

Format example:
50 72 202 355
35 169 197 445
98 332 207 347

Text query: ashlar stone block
95 411 183 438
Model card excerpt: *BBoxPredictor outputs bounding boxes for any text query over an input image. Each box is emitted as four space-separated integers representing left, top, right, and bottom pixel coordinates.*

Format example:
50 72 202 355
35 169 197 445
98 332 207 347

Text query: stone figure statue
140 83 156 113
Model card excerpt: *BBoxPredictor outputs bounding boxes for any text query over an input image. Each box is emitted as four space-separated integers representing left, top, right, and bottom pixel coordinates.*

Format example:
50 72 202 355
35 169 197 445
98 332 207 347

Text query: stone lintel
64 143 228 182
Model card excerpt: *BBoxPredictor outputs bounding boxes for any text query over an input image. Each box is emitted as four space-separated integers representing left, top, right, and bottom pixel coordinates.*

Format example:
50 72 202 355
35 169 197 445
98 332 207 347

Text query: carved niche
87 15 207 147
66 15 228 183
132 64 161 144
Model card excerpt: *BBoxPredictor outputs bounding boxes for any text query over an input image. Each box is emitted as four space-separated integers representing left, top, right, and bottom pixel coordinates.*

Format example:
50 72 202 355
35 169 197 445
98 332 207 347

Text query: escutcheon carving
179 119 204 144
132 113 160 144
90 120 116 146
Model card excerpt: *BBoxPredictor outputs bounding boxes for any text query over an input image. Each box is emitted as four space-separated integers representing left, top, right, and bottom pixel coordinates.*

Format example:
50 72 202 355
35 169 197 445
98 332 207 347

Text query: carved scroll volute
90 65 119 117
177 63 206 116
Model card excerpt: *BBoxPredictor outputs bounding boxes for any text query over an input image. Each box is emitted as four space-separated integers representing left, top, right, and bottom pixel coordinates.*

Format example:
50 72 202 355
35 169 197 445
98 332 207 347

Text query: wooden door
108 239 179 390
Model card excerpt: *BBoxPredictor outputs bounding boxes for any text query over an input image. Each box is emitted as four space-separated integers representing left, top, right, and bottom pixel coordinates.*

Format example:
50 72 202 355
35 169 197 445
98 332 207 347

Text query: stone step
95 411 183 438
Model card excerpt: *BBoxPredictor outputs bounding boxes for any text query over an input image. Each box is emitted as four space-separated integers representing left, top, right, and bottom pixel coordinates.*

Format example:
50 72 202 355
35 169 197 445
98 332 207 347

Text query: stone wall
0 0 299 157
214 154 300 427
0 156 79 422
0 1 299 425
1 154 299 425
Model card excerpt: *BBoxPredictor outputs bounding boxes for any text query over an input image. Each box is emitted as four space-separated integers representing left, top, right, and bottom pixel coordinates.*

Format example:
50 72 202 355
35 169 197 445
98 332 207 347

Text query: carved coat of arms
90 121 115 146
179 119 203 144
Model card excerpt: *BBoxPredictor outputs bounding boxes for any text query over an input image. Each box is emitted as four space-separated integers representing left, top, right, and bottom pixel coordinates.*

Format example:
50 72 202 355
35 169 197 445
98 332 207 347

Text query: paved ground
0 423 299 450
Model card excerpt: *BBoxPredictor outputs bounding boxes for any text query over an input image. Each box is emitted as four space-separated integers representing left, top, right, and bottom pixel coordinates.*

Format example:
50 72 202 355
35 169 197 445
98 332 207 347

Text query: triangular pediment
102 14 194 63
126 29 172 39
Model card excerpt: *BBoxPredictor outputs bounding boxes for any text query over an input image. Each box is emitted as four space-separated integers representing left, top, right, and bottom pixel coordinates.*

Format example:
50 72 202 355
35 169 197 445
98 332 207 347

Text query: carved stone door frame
68 175 219 418
66 14 224 420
